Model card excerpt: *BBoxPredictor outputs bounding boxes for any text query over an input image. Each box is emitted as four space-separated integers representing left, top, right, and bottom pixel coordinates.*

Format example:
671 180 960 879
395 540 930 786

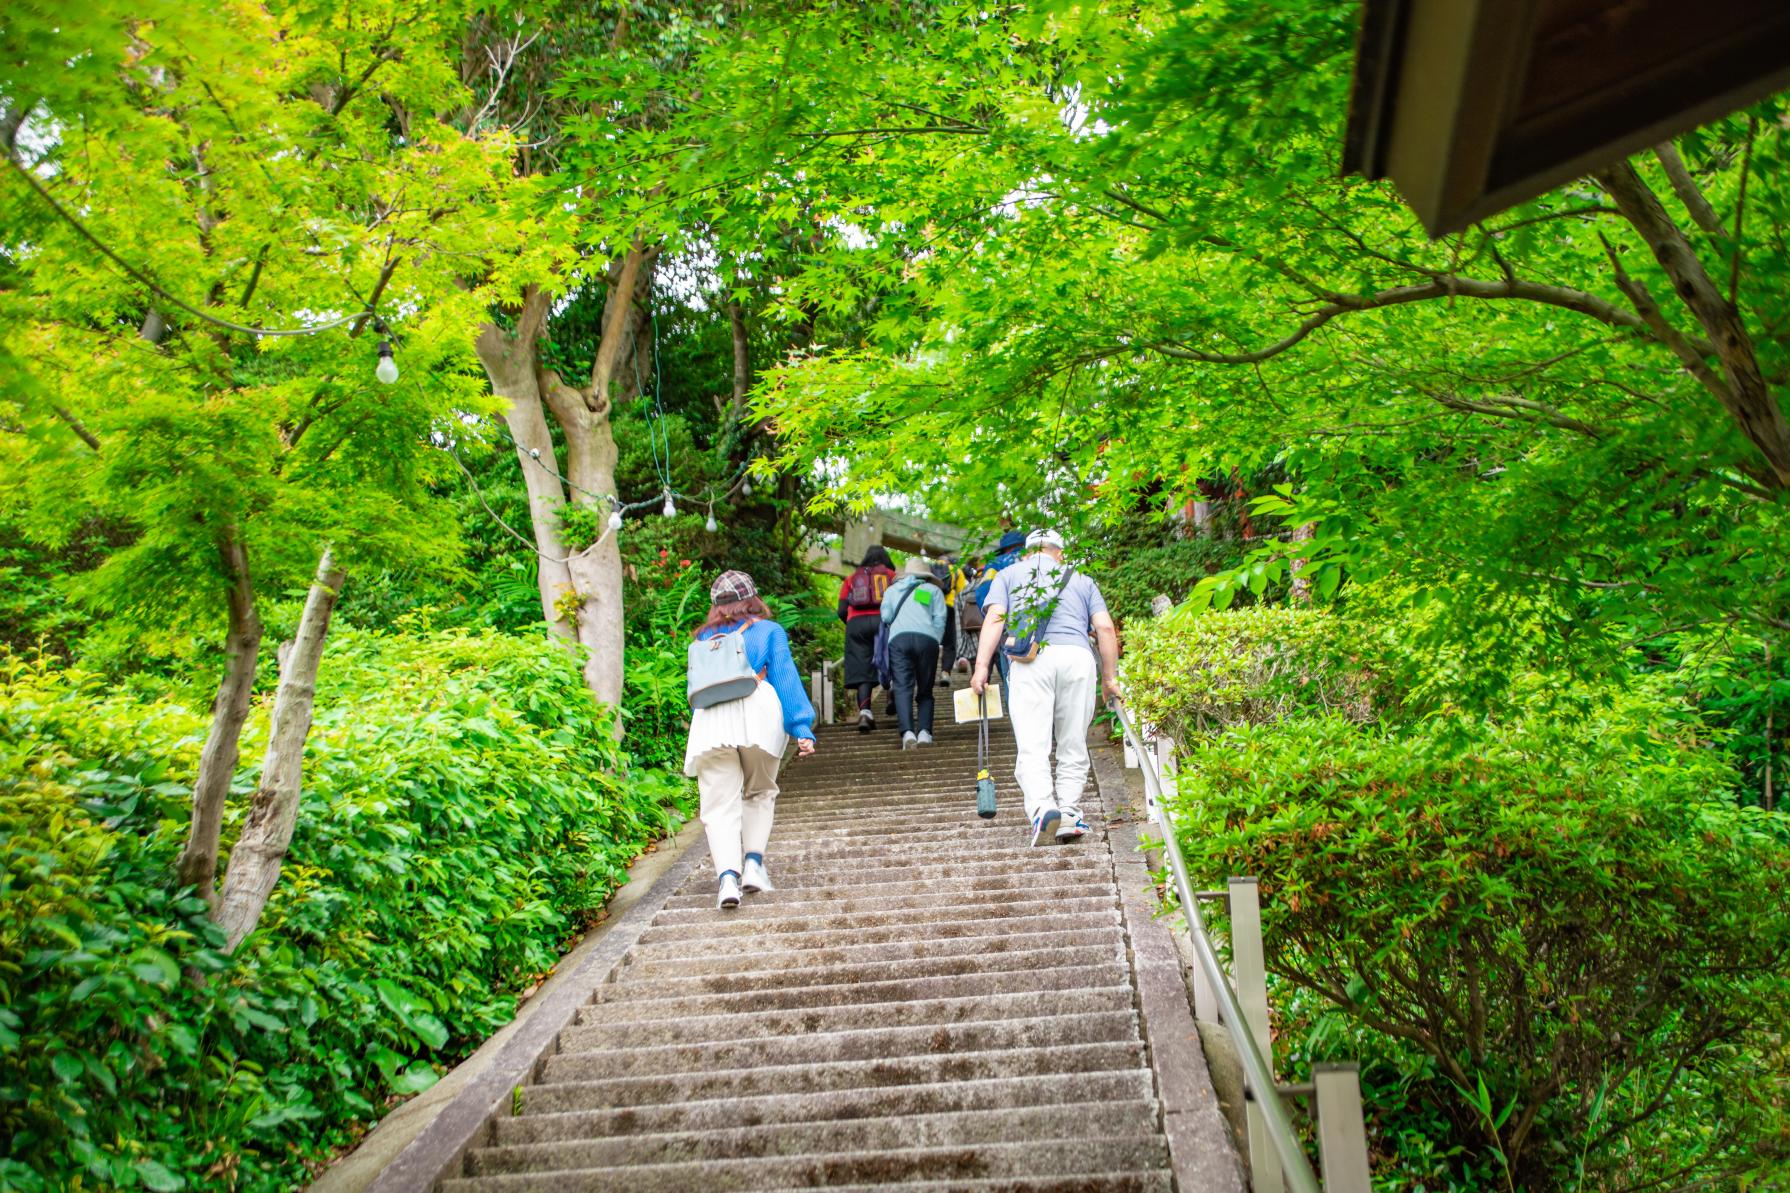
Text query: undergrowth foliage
0 631 692 1191
1126 607 1790 1189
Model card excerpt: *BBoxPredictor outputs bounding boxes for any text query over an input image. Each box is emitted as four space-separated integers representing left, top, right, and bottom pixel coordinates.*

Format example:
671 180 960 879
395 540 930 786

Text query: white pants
1008 645 1098 821
694 746 781 878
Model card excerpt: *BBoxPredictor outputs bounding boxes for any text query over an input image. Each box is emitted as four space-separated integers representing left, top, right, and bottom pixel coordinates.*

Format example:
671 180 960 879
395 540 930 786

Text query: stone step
768 807 1085 832
597 943 1124 1003
436 722 1184 1192
564 986 1136 1049
648 888 1118 929
670 850 1107 889
775 765 1020 785
443 1136 1168 1192
642 894 1120 937
661 867 1112 909
469 1100 1157 1173
630 909 1122 957
765 806 1033 830
761 1177 1171 1193
506 1069 1154 1136
622 926 1120 977
532 1041 1148 1106
763 824 1039 848
580 962 1130 1020
550 1010 1140 1078
765 816 1043 841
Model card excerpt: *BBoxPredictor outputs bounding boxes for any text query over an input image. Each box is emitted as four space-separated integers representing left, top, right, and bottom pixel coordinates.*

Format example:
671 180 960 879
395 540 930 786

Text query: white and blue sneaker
742 856 775 893
716 871 742 910
1056 810 1088 844
1030 807 1062 847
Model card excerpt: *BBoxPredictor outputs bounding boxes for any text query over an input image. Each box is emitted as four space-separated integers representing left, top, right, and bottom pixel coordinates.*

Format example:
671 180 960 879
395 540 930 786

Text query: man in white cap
971 529 1121 845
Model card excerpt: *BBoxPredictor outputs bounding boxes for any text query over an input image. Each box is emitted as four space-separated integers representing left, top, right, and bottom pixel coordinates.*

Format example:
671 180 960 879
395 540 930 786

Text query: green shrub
1121 606 1376 739
0 630 692 1191
1171 712 1790 1190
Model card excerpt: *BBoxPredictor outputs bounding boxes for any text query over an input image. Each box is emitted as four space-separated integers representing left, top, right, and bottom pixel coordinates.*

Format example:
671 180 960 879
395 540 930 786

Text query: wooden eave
1343 0 1790 236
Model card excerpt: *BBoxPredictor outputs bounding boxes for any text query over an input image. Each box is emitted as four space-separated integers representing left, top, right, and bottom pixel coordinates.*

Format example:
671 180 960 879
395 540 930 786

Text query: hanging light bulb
375 341 399 385
662 491 677 518
607 510 623 531
741 479 753 497
705 506 718 533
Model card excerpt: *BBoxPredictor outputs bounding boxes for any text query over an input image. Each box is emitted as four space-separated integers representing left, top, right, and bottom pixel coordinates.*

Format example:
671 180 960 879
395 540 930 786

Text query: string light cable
481 413 748 519
6 151 382 340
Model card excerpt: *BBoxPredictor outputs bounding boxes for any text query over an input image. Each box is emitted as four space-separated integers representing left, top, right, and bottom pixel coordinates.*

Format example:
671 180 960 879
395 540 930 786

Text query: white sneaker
1056 810 1087 843
858 709 874 734
716 872 742 910
916 731 934 746
1030 807 1062 847
742 857 775 893
901 731 918 749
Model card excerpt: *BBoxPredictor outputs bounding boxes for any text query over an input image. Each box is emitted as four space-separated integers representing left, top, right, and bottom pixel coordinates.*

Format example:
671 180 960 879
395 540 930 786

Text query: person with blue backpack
968 529 1027 688
685 570 816 910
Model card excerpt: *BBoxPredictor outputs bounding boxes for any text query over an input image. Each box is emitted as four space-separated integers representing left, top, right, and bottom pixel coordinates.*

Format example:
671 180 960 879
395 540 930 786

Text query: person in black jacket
836 545 895 731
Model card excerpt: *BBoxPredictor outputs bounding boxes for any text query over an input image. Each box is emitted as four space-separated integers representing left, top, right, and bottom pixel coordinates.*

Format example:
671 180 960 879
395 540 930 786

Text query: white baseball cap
1026 529 1064 550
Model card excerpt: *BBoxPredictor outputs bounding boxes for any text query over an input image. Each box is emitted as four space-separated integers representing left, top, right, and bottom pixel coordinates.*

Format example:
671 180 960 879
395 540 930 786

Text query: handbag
1000 565 1077 664
686 620 762 709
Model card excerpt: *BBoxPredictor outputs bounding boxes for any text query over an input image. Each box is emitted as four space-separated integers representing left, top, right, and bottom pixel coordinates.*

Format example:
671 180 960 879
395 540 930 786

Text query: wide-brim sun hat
1026 528 1065 551
710 569 757 603
905 556 933 577
996 530 1027 552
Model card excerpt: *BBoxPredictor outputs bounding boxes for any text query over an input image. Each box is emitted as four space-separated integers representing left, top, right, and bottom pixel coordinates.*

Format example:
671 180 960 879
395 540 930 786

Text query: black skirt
842 614 881 687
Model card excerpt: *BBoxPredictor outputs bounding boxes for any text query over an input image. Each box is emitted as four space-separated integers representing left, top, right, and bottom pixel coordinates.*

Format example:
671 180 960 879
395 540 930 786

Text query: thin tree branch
1150 275 1652 366
1652 142 1726 240
1729 116 1757 306
1597 232 1736 408
1424 390 1609 439
791 124 990 138
51 405 101 451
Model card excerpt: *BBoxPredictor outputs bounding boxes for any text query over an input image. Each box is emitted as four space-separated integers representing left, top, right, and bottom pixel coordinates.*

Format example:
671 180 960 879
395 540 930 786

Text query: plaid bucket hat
710 569 758 604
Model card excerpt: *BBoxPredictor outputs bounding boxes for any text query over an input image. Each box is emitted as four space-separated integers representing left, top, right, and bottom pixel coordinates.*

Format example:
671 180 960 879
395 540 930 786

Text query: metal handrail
1109 699 1329 1193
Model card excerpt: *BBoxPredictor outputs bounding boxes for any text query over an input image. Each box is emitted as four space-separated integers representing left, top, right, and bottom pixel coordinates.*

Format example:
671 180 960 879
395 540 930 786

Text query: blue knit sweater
694 619 816 740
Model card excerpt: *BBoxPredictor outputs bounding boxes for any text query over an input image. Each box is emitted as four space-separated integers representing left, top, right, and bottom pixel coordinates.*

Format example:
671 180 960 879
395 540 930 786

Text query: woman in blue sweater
683 570 818 910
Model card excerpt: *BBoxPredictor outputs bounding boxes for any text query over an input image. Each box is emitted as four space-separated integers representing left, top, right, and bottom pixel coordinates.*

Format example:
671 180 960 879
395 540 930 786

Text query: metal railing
1110 701 1372 1193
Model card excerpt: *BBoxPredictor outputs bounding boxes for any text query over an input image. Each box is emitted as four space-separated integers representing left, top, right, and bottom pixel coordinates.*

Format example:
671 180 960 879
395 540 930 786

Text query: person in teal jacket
881 557 948 748
684 570 816 910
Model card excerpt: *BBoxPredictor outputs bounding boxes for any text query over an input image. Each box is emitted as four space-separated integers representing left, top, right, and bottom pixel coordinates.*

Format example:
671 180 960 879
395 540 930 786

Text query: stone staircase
432 714 1187 1191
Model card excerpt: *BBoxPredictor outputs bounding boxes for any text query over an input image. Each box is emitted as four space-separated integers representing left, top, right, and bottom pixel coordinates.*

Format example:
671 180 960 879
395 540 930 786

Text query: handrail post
1230 876 1283 1193
1314 1064 1373 1193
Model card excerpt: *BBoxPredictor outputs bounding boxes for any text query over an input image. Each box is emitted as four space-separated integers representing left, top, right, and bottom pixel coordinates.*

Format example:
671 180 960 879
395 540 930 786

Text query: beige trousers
694 746 782 878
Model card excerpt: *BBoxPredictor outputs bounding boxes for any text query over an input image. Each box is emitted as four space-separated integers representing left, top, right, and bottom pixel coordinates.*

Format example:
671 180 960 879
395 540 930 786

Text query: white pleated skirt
683 681 788 776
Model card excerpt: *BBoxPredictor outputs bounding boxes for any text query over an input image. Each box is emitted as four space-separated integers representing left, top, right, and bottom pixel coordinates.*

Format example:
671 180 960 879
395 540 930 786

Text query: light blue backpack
687 620 763 709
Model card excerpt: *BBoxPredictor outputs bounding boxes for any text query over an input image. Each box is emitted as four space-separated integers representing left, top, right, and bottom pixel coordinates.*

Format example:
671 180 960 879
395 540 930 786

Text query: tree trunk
474 289 576 638
540 247 653 728
1288 522 1317 604
728 298 751 420
213 549 346 951
176 528 263 902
